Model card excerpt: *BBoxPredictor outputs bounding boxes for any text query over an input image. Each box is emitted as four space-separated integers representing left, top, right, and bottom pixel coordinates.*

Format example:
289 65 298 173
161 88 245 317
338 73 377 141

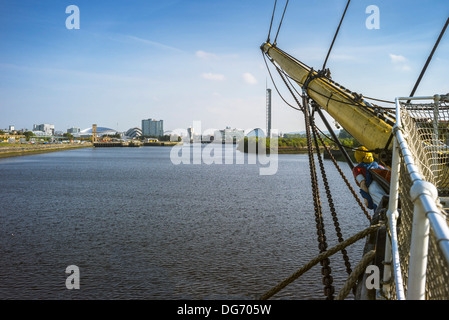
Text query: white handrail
383 127 405 300
389 96 449 300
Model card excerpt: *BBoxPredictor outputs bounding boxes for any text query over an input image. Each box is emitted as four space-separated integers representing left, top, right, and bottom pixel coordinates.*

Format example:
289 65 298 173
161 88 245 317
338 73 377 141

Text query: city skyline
1 1 448 134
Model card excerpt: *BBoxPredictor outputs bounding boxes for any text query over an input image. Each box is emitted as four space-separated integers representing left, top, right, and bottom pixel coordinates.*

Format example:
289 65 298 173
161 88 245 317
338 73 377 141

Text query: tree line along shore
237 130 360 156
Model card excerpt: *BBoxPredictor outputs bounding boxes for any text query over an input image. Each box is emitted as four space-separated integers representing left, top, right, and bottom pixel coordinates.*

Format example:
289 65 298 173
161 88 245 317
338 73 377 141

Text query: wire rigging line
262 52 302 111
364 96 395 105
322 0 351 71
274 0 289 45
408 15 449 101
266 0 278 42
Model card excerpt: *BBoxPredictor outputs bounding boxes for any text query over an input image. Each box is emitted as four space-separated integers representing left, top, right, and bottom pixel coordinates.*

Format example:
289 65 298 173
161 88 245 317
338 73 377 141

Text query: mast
261 42 394 153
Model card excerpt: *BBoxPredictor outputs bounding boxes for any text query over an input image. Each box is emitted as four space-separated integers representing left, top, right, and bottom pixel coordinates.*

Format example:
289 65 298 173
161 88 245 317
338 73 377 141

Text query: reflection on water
0 145 368 299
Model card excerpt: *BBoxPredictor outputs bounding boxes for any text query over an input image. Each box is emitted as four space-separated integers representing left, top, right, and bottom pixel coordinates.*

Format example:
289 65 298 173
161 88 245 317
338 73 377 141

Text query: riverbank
237 144 322 154
0 143 93 158
277 146 308 154
93 141 181 147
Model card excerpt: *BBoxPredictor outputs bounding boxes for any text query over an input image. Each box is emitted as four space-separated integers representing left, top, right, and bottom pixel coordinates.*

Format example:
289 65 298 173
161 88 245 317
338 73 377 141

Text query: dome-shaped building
245 128 266 138
80 127 118 137
125 127 142 139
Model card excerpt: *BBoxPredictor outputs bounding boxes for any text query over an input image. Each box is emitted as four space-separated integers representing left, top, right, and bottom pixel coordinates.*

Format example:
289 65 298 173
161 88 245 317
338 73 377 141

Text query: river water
0 145 369 300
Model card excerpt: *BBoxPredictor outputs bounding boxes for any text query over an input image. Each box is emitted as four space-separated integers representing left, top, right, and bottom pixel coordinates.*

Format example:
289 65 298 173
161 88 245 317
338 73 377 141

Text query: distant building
79 126 118 138
187 127 194 140
246 128 265 138
67 127 80 134
33 124 55 136
214 127 245 143
163 130 181 142
9 125 14 131
142 118 163 137
125 127 142 139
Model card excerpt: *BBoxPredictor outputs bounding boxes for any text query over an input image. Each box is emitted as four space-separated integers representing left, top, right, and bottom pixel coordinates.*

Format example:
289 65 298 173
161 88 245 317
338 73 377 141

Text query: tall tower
266 88 272 138
92 124 98 143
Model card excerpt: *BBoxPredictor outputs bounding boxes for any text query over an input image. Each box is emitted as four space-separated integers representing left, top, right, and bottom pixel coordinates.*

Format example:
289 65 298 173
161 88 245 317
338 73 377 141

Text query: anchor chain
312 117 372 223
303 94 335 299
311 121 355 295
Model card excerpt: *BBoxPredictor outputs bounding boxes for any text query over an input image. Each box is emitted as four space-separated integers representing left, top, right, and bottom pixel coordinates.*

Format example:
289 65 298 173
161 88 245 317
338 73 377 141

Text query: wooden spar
261 42 394 152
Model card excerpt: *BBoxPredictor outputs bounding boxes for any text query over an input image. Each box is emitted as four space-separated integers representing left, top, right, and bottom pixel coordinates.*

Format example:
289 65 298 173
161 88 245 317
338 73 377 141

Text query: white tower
266 88 272 138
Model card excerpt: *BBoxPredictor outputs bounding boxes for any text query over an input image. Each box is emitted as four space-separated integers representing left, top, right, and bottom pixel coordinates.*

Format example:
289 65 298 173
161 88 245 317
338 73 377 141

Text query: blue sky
0 0 448 134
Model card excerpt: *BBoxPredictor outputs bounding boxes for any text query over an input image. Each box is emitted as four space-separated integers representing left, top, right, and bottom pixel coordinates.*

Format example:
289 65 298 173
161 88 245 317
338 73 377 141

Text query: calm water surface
0 145 369 299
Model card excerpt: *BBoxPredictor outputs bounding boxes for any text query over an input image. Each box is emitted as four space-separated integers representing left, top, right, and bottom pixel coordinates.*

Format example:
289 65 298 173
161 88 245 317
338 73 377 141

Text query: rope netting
401 100 449 195
390 98 449 299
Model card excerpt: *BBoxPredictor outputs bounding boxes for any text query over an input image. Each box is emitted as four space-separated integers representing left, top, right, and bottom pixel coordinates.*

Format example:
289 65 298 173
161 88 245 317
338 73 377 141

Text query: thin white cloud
242 72 257 85
389 53 407 63
389 53 411 72
201 73 225 81
0 63 151 83
195 50 219 60
127 35 184 53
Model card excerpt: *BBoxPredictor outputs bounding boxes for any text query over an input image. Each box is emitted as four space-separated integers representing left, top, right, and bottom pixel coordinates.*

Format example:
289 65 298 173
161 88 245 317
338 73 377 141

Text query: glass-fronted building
142 119 163 137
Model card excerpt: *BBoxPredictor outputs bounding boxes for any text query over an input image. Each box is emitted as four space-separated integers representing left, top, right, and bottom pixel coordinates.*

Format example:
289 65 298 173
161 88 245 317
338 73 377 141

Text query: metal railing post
407 181 437 299
382 133 402 299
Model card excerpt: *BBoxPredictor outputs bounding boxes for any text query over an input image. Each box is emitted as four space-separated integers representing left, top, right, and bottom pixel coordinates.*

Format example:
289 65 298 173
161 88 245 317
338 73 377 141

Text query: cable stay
274 0 289 46
322 0 351 71
407 15 449 102
266 0 277 43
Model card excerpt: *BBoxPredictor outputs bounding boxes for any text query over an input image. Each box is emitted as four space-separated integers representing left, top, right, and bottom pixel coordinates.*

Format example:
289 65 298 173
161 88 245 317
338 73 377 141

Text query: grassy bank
0 143 92 158
277 146 309 154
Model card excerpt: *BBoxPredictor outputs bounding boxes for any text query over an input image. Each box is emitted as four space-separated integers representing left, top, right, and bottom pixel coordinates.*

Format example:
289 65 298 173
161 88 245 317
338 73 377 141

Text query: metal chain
303 96 335 300
311 122 354 295
260 224 382 300
314 125 372 222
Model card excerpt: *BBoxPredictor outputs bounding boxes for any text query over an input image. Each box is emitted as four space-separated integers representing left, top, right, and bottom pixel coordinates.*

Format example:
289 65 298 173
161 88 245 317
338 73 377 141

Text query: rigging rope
266 0 278 42
260 0 385 300
364 96 395 105
262 57 374 220
262 52 301 111
322 0 351 71
274 0 289 45
408 16 449 101
264 52 388 120
260 224 382 300
262 42 375 298
314 124 372 222
335 250 376 300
